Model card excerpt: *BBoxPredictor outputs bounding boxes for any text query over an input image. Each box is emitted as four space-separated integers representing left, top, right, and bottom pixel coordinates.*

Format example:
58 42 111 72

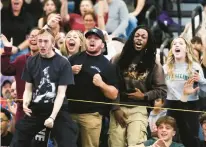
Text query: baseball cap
85 28 105 43
85 28 108 55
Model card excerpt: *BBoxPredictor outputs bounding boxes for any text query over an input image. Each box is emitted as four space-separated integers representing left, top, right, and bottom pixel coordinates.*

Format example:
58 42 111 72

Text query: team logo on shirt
33 67 56 103
90 66 101 73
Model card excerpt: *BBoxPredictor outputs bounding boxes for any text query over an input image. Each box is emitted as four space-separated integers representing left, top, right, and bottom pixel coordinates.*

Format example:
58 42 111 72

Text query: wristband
49 117 55 121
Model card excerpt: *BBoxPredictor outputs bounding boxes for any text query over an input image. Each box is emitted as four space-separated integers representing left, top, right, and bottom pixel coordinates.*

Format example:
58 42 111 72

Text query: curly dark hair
117 25 156 73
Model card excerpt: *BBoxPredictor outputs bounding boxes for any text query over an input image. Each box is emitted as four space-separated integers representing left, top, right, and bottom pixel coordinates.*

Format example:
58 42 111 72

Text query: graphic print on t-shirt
33 67 56 103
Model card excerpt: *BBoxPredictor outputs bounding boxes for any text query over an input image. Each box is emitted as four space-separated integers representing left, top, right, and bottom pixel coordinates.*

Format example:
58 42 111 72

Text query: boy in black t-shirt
10 29 78 147
67 28 119 147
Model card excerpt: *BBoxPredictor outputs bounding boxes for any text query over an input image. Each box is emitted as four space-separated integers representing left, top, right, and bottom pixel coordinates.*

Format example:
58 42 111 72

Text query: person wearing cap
67 27 119 147
1 80 12 99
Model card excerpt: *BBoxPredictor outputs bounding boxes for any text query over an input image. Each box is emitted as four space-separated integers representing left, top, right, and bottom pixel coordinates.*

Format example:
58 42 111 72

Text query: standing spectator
163 37 206 147
67 28 119 147
1 28 51 147
106 0 129 38
1 107 13 146
1 0 34 53
10 29 78 147
109 26 167 147
1 28 40 122
24 0 43 26
178 79 206 147
60 30 85 58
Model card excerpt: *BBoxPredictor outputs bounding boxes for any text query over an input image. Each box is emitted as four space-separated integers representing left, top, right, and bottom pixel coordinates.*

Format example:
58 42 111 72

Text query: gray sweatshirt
106 0 129 36
163 62 206 101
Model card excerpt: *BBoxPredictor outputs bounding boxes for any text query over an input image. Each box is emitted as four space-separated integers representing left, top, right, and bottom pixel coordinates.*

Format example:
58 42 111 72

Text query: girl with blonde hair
163 37 206 147
60 30 86 58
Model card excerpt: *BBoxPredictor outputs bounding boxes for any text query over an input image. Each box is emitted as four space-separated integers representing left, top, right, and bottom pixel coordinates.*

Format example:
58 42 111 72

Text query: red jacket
1 47 31 100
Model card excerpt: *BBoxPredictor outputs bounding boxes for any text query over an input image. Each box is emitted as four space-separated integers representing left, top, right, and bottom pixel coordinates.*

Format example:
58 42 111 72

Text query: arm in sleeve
112 2 129 36
144 63 167 101
21 57 33 83
197 64 206 97
1 46 17 76
98 64 119 100
50 60 74 119
58 60 74 86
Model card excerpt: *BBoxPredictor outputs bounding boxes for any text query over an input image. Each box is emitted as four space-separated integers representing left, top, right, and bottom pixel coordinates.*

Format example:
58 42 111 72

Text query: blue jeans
126 15 138 39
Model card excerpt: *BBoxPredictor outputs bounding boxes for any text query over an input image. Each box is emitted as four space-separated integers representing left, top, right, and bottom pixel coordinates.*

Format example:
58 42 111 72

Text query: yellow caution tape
1 98 205 113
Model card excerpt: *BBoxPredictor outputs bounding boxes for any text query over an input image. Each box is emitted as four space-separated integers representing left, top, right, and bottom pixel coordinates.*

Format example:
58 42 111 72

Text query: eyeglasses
0 118 8 122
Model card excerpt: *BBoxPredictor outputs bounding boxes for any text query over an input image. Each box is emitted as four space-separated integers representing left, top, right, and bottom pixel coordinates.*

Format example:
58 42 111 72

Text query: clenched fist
72 64 82 74
93 74 104 87
44 117 54 128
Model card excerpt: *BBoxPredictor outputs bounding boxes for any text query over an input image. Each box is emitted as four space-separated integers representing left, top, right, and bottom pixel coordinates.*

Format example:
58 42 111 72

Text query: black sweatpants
10 111 78 147
165 100 200 147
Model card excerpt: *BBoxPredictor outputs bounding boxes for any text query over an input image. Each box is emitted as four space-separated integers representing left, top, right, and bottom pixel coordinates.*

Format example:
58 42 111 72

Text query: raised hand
0 34 13 48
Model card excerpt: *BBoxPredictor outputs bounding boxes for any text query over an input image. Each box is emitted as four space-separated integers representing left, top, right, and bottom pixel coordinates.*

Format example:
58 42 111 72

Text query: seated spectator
38 0 60 28
55 31 66 49
1 0 35 54
68 0 95 32
83 10 97 33
1 80 12 100
68 0 108 32
10 81 17 100
199 113 206 147
135 116 184 147
60 30 85 58
180 1 206 42
106 0 129 38
1 107 13 146
24 0 43 25
191 36 203 62
148 98 167 138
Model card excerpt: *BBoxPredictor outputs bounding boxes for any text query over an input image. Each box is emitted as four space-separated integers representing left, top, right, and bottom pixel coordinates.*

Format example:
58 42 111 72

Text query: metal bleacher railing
191 5 203 37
